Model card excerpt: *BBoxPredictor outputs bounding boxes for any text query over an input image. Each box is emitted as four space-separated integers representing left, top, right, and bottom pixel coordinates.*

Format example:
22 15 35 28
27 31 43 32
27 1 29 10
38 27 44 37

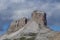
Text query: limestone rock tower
32 10 47 26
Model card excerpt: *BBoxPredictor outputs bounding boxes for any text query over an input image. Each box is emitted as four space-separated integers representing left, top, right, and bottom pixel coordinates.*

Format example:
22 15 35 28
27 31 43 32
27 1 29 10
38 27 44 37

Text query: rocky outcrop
7 17 28 34
32 10 47 26
0 10 60 40
7 10 47 34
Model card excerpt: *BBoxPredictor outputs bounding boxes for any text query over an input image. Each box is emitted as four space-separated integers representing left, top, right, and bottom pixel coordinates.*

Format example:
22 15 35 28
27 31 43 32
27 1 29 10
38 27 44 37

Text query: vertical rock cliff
32 10 47 26
0 10 60 40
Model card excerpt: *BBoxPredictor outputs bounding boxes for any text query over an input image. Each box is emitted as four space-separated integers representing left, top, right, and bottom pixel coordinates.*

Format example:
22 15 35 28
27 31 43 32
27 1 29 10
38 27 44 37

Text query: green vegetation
13 36 36 40
23 33 37 36
4 39 11 40
19 37 26 40
4 37 35 40
3 33 36 40
26 37 35 40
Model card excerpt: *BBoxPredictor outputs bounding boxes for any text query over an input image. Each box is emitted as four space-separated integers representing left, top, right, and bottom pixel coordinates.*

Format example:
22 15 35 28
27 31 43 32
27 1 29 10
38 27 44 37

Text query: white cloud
0 0 8 11
0 0 26 11
55 4 60 9
10 0 26 3
9 0 60 20
10 9 34 20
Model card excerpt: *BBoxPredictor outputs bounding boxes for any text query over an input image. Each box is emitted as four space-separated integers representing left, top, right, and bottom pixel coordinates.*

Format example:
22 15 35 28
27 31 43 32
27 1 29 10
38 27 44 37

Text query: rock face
32 10 47 26
0 10 60 40
7 17 28 34
50 33 60 40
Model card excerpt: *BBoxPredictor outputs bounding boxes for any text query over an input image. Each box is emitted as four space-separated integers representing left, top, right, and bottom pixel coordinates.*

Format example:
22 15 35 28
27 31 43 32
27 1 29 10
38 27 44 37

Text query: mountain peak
7 10 47 34
0 10 59 40
32 10 47 26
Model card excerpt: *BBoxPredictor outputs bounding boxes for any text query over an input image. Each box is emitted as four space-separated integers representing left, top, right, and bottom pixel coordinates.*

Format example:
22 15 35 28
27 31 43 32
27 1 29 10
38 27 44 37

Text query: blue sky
0 0 60 34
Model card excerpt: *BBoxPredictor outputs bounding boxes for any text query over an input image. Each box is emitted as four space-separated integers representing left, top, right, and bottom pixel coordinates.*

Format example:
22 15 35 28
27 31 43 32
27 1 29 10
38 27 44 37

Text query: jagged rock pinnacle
32 10 47 26
7 17 28 34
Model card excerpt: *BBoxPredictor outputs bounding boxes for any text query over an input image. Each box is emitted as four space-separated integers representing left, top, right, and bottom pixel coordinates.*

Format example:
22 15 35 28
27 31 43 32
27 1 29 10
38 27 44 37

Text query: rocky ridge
0 10 60 40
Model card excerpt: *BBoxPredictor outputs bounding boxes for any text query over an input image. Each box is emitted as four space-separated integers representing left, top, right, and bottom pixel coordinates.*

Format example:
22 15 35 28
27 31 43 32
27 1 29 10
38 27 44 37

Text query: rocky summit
0 10 60 40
